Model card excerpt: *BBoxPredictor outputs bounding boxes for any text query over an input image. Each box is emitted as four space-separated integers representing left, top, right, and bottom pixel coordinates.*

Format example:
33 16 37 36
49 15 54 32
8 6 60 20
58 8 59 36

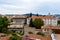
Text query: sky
0 0 60 15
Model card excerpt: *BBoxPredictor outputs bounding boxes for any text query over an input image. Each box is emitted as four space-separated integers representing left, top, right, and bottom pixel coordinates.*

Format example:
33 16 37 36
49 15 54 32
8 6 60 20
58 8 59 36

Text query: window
44 29 49 31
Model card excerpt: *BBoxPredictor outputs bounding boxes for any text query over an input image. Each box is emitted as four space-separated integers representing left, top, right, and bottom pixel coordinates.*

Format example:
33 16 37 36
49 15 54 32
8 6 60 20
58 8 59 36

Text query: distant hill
54 14 60 16
5 14 14 16
5 14 20 16
24 13 42 16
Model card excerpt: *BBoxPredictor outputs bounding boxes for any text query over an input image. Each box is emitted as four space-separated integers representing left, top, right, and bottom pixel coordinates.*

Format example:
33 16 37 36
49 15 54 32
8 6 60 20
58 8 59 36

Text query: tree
57 20 60 25
3 17 9 27
28 31 33 34
36 13 39 16
33 18 44 29
0 16 3 32
0 16 9 33
9 32 21 40
36 32 45 36
9 35 20 40
2 16 9 33
29 18 33 27
29 13 32 17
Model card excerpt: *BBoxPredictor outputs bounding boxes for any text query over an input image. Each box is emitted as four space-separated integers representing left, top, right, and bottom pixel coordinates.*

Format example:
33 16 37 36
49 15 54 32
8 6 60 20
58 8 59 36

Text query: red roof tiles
30 16 56 19
42 25 60 29
22 34 52 40
12 16 27 18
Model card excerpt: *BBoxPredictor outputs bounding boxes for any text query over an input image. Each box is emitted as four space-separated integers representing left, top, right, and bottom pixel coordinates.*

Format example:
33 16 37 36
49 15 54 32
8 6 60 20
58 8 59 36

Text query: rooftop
29 16 56 19
23 34 52 40
42 25 60 29
6 15 27 19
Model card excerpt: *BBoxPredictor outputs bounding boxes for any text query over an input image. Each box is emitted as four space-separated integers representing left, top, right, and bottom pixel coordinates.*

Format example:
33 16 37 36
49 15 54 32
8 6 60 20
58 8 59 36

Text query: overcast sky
0 0 60 15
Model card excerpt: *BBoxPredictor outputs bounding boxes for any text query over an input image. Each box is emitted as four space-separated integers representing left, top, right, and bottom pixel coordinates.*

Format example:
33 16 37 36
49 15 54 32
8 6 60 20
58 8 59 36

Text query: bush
57 20 60 25
28 32 33 34
9 34 21 40
4 30 13 34
18 31 24 36
36 32 45 36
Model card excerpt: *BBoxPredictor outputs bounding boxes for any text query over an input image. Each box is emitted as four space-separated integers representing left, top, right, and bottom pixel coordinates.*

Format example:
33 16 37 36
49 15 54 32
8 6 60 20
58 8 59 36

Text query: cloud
0 0 60 15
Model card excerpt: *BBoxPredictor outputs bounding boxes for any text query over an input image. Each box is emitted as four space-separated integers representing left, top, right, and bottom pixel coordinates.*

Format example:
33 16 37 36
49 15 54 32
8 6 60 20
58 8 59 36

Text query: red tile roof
12 16 27 18
29 16 56 19
23 34 52 40
6 15 27 18
42 25 60 29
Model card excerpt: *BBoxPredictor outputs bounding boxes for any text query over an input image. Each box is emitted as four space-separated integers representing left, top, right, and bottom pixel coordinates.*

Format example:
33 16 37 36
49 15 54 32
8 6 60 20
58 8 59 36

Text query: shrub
36 32 45 36
28 32 33 34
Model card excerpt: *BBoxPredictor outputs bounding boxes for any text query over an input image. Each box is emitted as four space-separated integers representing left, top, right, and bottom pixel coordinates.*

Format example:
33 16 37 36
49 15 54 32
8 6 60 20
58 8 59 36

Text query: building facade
27 15 58 26
41 25 60 35
8 16 27 33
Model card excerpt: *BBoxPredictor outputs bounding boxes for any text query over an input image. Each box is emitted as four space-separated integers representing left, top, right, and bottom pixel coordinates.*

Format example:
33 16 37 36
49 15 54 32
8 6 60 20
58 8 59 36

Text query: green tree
29 18 33 27
36 13 39 16
29 13 32 17
9 33 21 40
3 17 9 27
36 32 45 36
2 16 9 33
0 16 3 32
0 16 9 33
57 20 60 25
28 31 33 34
33 18 44 29
9 35 20 40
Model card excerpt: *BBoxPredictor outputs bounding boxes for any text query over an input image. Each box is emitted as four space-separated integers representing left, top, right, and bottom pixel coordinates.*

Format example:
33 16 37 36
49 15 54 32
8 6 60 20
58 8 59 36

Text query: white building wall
42 18 57 26
51 19 57 25
27 18 31 25
27 17 58 26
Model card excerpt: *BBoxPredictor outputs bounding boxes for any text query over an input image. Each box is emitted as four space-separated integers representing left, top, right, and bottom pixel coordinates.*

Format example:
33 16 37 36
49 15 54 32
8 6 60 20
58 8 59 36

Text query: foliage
36 13 39 16
9 32 22 40
2 28 7 33
36 32 45 36
9 35 21 40
28 31 33 34
33 18 44 29
29 18 34 27
29 13 32 17
19 31 23 36
4 30 13 34
57 20 60 24
0 16 9 33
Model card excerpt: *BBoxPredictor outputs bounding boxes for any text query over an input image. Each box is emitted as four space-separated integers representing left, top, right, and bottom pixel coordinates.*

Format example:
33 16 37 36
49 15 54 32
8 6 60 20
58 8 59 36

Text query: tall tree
0 16 3 32
3 17 9 27
33 18 44 29
2 16 9 32
29 13 32 17
36 13 39 16
0 16 9 33
57 20 60 25
29 18 33 27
